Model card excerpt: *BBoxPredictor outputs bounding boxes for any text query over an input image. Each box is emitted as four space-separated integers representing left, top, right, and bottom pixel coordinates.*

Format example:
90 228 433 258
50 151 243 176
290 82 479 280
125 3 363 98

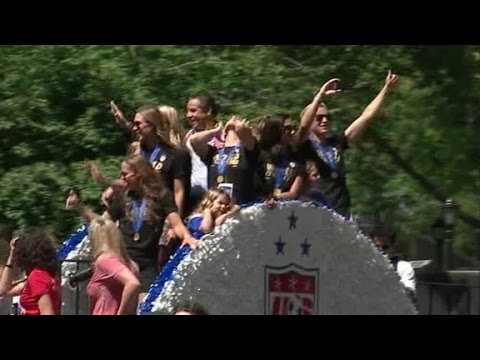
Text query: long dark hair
136 106 175 149
258 114 290 163
123 154 168 223
14 227 58 277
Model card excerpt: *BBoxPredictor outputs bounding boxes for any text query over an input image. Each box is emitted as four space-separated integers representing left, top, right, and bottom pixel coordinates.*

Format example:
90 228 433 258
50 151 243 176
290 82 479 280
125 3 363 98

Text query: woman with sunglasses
295 71 399 218
257 114 305 202
67 154 198 307
106 105 192 269
108 103 190 215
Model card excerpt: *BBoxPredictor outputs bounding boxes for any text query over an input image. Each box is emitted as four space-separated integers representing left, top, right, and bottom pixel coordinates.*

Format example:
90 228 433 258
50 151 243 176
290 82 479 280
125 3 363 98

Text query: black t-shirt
143 145 191 210
299 134 350 217
142 145 191 191
201 144 259 205
108 189 177 268
258 150 306 198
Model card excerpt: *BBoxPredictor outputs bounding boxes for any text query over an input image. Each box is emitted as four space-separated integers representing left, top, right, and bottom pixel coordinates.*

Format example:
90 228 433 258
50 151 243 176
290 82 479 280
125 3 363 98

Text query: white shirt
396 260 416 294
186 138 208 192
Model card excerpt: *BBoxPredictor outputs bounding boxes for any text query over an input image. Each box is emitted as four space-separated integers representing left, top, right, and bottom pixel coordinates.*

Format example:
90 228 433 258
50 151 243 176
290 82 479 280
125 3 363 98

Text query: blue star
301 238 311 257
275 236 286 255
288 211 298 230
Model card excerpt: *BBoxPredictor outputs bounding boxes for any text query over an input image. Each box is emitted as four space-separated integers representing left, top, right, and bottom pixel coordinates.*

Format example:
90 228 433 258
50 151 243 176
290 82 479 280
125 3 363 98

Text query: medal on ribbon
131 197 146 242
273 154 289 195
141 145 164 166
309 137 339 179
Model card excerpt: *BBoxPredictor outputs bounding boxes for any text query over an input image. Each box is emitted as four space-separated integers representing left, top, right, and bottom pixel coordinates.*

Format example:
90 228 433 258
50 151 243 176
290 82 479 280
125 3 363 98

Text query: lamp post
442 199 458 270
432 218 445 270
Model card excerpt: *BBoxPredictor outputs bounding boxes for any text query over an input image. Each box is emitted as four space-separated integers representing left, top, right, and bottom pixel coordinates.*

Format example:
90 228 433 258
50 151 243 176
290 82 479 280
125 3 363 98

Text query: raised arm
295 78 341 144
344 70 398 145
234 119 256 151
111 101 134 134
188 123 223 158
66 191 100 222
0 239 25 297
85 160 112 188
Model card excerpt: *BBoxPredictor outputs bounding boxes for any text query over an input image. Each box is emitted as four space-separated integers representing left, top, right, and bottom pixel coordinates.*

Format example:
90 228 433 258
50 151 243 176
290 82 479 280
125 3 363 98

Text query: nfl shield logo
265 264 319 315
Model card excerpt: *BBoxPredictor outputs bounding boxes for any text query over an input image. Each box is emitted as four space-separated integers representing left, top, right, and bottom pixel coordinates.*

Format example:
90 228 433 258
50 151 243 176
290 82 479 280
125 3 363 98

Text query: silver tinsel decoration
150 202 416 315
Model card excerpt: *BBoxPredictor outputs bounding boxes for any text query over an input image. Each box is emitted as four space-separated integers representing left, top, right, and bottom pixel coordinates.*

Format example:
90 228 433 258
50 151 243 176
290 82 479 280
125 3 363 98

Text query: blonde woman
128 107 192 269
158 105 182 148
109 102 191 216
128 106 191 218
110 101 183 148
87 217 140 315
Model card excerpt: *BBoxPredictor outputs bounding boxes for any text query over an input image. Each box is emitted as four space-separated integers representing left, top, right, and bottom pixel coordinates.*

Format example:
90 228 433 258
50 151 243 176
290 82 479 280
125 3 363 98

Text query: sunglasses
314 114 332 122
133 120 153 130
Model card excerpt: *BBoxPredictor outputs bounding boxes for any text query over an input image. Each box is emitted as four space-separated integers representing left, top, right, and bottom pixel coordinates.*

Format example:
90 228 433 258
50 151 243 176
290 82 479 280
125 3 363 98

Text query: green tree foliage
0 45 478 266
